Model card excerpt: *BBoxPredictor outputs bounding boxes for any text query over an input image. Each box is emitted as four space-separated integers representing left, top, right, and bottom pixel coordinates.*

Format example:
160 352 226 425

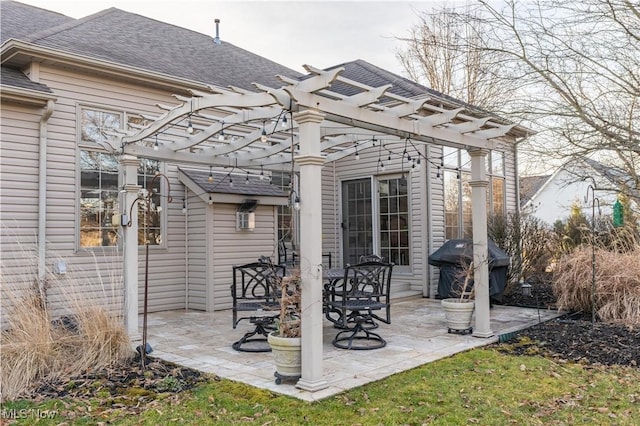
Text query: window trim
375 173 412 271
76 105 167 251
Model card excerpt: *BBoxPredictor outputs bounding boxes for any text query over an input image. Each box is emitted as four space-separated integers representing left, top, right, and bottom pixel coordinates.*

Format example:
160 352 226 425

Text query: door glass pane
342 179 373 265
378 177 409 266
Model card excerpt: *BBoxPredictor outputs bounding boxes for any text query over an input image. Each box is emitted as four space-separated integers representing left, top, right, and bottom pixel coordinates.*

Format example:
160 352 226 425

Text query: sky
13 0 456 76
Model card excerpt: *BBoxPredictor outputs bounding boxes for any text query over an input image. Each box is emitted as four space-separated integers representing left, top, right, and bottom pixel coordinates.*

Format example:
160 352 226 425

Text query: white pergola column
468 148 494 338
121 154 140 336
294 109 329 392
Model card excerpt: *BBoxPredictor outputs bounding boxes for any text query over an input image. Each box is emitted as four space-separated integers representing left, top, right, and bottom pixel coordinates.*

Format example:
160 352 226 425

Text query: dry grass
553 246 640 326
1 248 133 402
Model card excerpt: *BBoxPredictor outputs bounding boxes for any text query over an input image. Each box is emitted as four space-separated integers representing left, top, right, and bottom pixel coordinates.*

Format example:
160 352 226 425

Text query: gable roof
0 0 75 44
519 175 551 207
2 4 301 91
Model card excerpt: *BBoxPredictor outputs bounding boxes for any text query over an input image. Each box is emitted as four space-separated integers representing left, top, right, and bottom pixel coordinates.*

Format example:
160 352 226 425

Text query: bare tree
396 5 509 110
477 0 639 201
397 0 639 202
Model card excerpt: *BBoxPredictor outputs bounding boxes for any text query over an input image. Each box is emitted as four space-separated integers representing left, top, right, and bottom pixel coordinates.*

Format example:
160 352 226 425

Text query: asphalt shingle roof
180 168 288 197
0 65 53 92
519 175 551 207
4 4 301 91
1 0 75 44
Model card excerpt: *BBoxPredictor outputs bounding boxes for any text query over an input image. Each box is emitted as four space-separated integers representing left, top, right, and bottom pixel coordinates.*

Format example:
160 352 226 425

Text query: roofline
521 171 557 209
1 39 216 93
0 84 58 105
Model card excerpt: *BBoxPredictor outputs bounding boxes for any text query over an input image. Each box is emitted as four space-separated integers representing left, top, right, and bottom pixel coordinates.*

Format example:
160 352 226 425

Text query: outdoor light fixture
229 176 234 188
245 172 249 184
208 194 213 205
281 115 288 128
182 199 186 214
187 118 194 135
294 195 300 211
208 166 213 183
218 121 225 141
153 136 159 151
260 121 268 143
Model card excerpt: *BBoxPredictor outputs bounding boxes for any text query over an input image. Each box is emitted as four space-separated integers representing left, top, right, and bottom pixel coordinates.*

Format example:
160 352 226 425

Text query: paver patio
141 298 561 401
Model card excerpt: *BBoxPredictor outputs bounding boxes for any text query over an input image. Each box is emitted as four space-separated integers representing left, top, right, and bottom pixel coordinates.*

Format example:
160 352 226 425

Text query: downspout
38 100 55 297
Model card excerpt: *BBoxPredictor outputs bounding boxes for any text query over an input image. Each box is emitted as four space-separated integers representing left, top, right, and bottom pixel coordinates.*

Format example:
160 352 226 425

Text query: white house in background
520 159 634 225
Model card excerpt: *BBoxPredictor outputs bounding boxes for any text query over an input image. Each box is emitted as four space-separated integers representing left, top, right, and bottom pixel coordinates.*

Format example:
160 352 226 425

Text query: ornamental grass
1 246 132 401
553 246 640 327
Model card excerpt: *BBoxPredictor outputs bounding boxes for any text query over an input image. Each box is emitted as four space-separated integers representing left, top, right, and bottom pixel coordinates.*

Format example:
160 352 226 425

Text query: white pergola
112 65 523 392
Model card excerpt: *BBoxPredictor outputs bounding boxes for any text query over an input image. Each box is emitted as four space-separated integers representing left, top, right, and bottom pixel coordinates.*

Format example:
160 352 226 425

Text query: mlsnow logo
1 409 58 419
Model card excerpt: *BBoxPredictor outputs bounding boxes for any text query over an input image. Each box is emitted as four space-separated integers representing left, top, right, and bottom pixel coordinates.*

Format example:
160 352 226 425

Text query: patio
141 298 561 402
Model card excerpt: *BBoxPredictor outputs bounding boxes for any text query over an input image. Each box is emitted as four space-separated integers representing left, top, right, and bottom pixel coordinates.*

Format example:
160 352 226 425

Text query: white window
236 212 256 230
79 107 164 248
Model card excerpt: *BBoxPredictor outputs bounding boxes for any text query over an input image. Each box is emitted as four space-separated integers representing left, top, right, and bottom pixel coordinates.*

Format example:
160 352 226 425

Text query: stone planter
441 298 475 334
267 331 302 384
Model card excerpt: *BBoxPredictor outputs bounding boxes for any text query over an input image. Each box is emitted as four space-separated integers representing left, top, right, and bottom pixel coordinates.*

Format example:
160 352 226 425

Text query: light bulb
355 152 360 161
294 196 300 211
153 140 159 151
208 173 213 183
218 131 225 141
381 162 385 172
260 129 268 143
229 177 234 188
282 115 288 128
208 195 213 205
187 120 194 134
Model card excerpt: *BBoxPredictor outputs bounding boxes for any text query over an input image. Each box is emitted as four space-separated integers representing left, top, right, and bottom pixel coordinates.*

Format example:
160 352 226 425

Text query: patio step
392 289 423 302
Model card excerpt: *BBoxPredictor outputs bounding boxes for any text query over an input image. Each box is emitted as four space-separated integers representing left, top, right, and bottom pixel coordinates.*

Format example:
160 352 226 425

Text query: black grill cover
428 239 510 299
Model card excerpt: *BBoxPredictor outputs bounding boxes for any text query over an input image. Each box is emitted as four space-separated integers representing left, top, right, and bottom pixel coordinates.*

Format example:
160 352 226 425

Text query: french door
341 178 373 265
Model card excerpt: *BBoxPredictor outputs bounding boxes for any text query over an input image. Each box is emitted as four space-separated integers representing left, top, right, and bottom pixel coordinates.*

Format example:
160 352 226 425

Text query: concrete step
392 289 423 302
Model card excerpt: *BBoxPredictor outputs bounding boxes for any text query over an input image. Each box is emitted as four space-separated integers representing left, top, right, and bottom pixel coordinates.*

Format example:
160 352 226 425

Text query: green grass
4 348 639 425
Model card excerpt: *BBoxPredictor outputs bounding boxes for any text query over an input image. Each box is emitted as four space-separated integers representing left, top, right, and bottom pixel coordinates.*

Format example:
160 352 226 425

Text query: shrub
1 247 133 401
488 212 556 289
552 246 640 327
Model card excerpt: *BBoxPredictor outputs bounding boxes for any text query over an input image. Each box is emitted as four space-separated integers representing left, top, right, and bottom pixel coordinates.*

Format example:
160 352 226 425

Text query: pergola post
121 154 140 336
293 109 329 392
468 148 494 338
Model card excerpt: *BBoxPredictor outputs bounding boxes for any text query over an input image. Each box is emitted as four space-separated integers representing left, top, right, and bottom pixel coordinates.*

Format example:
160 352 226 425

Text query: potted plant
267 268 302 384
441 261 475 334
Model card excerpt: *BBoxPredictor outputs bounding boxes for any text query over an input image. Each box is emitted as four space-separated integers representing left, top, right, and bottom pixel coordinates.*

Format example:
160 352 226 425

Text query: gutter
38 100 55 290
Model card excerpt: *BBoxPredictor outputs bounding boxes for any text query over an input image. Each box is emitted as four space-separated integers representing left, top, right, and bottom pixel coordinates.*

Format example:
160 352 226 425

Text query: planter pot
441 298 475 334
267 332 302 384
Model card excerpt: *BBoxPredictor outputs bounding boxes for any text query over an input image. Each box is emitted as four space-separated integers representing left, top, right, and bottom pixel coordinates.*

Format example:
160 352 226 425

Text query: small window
236 199 257 230
236 212 255 230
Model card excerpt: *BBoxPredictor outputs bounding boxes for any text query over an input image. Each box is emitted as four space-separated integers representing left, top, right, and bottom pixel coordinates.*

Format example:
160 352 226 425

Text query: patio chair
231 261 284 352
324 261 393 350
277 240 297 267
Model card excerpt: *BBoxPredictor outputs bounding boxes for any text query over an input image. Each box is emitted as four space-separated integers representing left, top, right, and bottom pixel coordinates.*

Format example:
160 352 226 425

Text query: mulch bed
494 283 640 368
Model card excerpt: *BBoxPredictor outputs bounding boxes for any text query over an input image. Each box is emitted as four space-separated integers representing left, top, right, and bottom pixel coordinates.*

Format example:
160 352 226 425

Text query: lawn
4 348 639 425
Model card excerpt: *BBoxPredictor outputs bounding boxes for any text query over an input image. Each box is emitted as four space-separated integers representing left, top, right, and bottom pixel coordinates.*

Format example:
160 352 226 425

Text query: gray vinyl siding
1 64 189 318
321 162 340 268
211 204 278 311
186 190 208 311
427 144 446 297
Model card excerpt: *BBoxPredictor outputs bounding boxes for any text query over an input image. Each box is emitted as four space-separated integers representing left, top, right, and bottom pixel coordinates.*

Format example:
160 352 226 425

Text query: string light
153 135 159 151
182 199 186 214
281 114 288 128
229 176 234 188
260 121 268 143
355 143 360 161
245 172 250 184
208 166 213 183
187 116 194 135
208 194 213 205
218 122 225 141
259 165 265 181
